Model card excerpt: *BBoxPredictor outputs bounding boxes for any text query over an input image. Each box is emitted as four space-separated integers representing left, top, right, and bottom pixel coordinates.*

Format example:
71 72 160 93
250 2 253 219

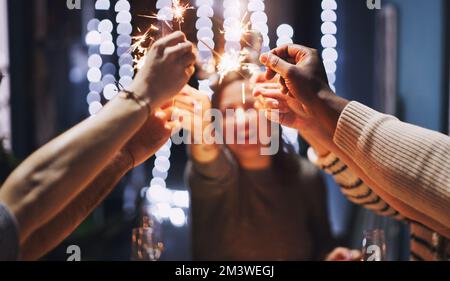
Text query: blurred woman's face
218 80 272 159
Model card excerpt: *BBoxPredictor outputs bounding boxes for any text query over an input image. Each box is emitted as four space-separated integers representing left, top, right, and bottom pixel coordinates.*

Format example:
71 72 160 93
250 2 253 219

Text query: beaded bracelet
115 81 152 117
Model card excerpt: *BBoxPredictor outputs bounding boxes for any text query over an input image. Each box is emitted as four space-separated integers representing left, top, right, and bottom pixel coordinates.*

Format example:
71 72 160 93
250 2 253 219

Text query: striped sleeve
307 148 404 221
333 101 450 228
409 222 450 261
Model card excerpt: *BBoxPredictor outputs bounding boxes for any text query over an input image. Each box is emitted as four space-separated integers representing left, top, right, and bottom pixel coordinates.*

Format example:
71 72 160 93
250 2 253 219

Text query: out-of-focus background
0 0 449 260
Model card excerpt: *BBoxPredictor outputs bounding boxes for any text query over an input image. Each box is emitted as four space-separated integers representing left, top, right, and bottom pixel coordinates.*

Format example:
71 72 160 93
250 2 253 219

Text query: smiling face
215 79 272 159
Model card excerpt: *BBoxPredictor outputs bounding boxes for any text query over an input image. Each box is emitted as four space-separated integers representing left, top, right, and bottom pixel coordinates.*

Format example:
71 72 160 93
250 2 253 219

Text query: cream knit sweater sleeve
334 101 450 229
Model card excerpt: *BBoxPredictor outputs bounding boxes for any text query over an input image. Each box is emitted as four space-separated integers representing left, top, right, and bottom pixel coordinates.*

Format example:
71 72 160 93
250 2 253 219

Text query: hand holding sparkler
259 44 349 139
172 85 213 142
128 31 196 109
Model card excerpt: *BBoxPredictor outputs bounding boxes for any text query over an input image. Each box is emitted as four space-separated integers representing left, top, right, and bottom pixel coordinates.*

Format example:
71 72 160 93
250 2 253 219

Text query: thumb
260 53 293 80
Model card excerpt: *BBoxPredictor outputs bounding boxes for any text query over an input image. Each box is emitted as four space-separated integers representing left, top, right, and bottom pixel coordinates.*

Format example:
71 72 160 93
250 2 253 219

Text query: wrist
115 149 135 172
316 89 349 137
127 79 155 110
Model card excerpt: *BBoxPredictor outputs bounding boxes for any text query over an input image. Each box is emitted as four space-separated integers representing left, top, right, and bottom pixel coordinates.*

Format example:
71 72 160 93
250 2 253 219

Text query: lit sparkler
132 1 192 69
131 25 159 70
172 0 194 30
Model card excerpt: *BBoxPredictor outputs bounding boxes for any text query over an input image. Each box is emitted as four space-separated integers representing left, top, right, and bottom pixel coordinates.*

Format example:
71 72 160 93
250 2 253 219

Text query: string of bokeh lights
276 22 299 152
196 0 215 98
145 0 189 228
248 0 270 53
321 0 338 92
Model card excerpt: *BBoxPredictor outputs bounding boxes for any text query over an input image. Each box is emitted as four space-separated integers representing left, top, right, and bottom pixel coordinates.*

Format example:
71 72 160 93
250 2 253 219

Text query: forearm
0 95 148 241
327 141 450 238
19 151 132 260
334 101 450 229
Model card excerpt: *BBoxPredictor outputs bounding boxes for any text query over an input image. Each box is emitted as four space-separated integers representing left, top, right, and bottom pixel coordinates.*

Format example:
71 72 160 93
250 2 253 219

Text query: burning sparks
131 1 193 70
131 25 159 70
172 0 193 29
216 50 245 83
216 49 260 83
131 0 260 104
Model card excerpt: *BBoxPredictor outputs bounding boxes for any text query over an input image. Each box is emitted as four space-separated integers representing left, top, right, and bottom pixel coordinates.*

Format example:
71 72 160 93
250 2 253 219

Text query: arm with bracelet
0 31 196 260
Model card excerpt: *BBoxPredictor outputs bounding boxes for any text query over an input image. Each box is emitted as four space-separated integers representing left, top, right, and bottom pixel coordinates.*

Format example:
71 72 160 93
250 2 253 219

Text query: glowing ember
131 1 193 70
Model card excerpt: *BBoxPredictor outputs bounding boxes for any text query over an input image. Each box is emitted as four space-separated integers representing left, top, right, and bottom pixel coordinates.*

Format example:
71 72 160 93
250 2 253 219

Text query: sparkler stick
198 38 222 58
242 82 246 105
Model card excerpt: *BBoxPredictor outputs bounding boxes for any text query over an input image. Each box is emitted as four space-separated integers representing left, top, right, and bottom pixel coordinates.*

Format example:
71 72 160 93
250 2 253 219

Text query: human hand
253 77 331 157
122 102 177 168
325 247 362 261
129 31 196 109
172 85 212 143
259 44 348 137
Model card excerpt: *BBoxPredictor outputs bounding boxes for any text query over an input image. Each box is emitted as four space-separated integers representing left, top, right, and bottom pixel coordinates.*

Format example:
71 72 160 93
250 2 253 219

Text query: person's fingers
154 107 174 122
264 111 296 128
174 93 207 109
263 98 290 113
270 44 313 63
159 99 174 110
179 84 206 97
173 101 196 114
174 94 196 106
172 108 192 124
185 64 196 77
253 83 281 96
165 120 182 132
260 52 293 80
325 248 358 261
350 250 362 261
260 44 313 80
179 49 196 66
253 86 283 96
254 99 264 110
178 85 195 96
165 41 194 61
253 88 288 100
154 31 186 50
279 78 290 95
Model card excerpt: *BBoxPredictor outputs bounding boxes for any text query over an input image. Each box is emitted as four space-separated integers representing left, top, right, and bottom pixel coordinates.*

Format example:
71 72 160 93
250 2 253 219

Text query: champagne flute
362 229 386 261
130 227 164 261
